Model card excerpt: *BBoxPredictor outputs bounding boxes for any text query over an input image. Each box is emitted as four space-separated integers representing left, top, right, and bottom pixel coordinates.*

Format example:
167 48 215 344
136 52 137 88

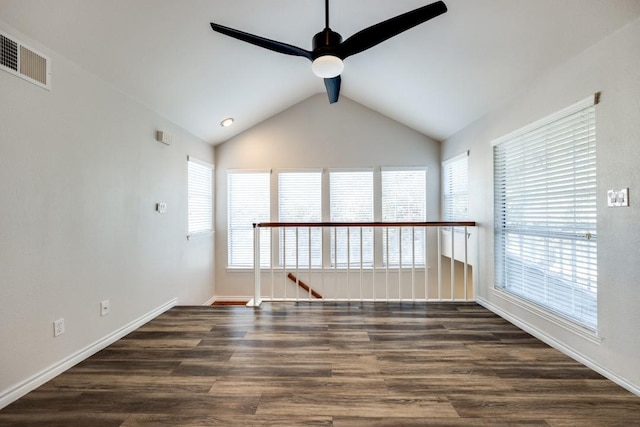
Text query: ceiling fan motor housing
312 28 343 59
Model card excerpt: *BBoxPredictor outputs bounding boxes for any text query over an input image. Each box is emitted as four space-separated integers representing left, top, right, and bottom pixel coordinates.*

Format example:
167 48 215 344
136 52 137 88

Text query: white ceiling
2 0 640 144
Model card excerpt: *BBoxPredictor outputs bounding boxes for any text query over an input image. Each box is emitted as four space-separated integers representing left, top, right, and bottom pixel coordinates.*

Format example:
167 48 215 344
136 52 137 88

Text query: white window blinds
493 96 597 330
187 157 213 237
442 152 469 222
278 171 322 268
330 170 374 267
227 171 270 268
381 168 427 266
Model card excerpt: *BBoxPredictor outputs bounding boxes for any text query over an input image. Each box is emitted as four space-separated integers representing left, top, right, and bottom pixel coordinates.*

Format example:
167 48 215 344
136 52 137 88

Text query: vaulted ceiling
2 0 640 145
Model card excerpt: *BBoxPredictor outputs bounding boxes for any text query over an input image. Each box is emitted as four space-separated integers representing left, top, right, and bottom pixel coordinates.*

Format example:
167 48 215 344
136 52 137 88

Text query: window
442 152 469 223
493 96 597 330
227 171 270 268
381 168 427 266
227 167 431 270
330 170 374 267
187 156 213 237
278 171 322 267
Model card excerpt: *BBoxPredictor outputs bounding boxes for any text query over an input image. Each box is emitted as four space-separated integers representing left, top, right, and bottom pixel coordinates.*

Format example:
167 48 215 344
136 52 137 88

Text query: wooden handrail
254 221 476 228
287 273 322 299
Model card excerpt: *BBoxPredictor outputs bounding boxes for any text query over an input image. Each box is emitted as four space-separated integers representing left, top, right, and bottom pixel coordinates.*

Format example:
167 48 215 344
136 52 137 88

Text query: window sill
491 287 601 344
227 266 431 273
187 230 214 240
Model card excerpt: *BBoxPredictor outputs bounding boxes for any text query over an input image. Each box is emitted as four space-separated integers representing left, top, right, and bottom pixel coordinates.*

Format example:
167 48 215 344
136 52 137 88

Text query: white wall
442 17 640 393
0 22 215 406
215 94 441 299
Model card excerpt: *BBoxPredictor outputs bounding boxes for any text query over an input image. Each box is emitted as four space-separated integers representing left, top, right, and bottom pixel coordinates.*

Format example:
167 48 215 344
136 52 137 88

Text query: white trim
441 152 469 224
328 167 375 173
246 298 262 307
0 298 177 410
491 94 597 146
275 167 324 174
491 288 600 342
228 267 431 273
380 166 428 172
477 296 639 397
187 157 214 237
227 170 272 269
186 155 214 169
442 150 469 166
186 230 214 240
203 295 217 306
226 268 257 273
226 168 271 174
211 296 251 303
492 99 598 329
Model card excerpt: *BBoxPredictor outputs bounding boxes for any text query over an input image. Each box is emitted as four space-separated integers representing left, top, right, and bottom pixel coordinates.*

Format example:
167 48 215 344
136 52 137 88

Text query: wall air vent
0 31 50 90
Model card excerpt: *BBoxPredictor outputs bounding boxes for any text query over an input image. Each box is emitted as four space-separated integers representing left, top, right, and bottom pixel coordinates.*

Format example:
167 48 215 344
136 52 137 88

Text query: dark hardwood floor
1 303 638 426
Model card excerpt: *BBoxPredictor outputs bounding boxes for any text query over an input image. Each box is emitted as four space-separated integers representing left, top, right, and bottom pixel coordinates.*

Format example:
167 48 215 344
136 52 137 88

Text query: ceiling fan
210 0 447 104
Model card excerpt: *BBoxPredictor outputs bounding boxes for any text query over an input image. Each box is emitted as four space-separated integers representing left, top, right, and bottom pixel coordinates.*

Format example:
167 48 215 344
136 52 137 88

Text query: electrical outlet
53 318 65 337
100 300 110 316
156 202 167 214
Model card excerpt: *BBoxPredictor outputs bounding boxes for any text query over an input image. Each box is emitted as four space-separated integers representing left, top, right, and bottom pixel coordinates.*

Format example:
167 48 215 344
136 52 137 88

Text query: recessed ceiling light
220 117 235 127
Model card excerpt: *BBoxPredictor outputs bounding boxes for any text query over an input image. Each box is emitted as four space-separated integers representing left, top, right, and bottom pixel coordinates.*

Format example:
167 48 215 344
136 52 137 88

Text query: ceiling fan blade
324 76 341 104
337 1 447 59
210 23 313 60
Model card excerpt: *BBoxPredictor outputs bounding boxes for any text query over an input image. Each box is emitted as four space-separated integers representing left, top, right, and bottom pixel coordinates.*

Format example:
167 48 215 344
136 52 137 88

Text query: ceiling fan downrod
325 0 330 29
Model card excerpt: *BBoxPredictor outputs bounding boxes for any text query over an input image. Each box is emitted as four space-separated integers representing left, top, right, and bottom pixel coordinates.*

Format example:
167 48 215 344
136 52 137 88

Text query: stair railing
249 221 476 307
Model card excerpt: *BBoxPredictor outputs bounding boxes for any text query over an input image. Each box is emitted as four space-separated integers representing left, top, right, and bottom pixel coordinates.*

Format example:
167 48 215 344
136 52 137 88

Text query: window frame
226 166 432 271
329 168 375 268
187 156 214 239
227 170 271 269
442 151 469 224
380 166 428 268
277 169 323 269
492 94 598 332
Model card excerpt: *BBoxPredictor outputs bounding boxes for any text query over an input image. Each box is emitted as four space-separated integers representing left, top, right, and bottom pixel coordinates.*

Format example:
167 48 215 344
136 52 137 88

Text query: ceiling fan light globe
312 55 344 78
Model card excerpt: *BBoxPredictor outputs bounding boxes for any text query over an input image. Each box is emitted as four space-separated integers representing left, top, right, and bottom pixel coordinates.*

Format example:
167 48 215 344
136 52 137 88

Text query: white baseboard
0 298 178 410
202 295 216 306
477 296 640 397
211 296 250 303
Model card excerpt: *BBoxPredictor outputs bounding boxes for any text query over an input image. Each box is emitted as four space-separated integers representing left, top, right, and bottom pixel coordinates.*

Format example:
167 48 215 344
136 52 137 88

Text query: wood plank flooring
1 302 638 426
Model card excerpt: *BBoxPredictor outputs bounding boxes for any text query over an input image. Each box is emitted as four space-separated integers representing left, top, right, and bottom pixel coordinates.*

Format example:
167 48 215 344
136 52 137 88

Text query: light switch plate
607 188 629 207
